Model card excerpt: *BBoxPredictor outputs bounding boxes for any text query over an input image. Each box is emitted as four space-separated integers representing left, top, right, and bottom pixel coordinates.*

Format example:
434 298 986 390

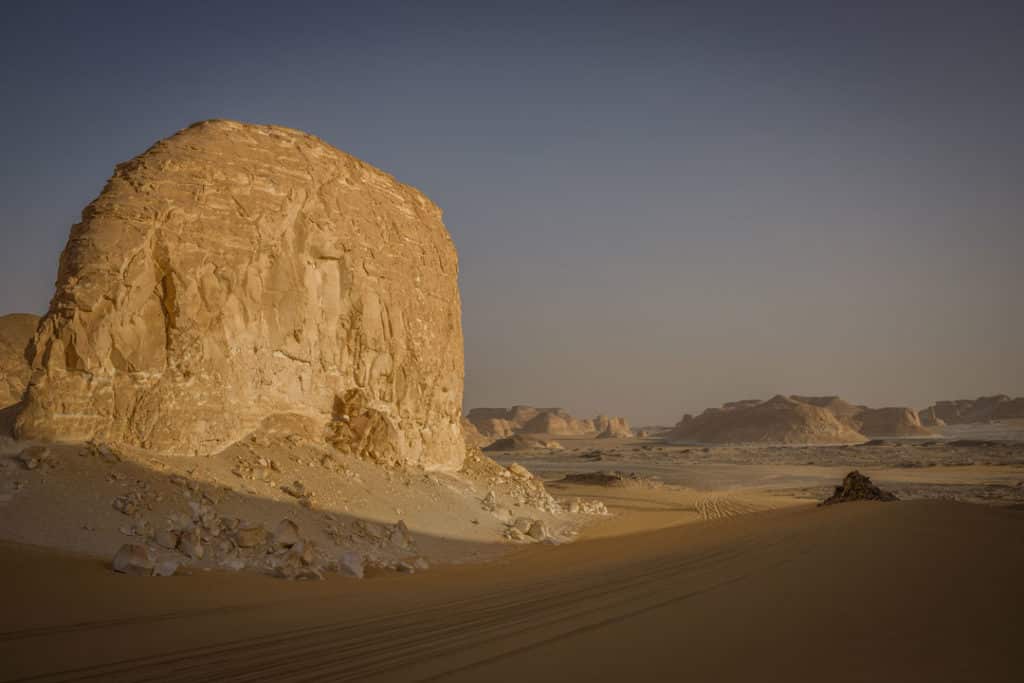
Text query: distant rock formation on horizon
519 409 593 436
667 394 935 444
482 434 563 451
850 406 931 437
14 120 465 470
465 405 632 441
667 395 866 445
918 395 1024 425
593 414 633 438
0 313 40 410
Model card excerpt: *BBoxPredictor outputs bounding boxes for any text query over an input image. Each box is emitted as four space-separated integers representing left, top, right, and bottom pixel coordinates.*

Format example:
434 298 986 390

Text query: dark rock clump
821 470 898 505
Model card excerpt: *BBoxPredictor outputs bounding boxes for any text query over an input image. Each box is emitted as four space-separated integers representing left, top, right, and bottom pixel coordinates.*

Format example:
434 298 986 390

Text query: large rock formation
793 396 930 436
919 395 1024 425
669 394 936 444
519 409 591 436
16 120 465 470
850 406 931 437
789 395 862 421
667 395 865 444
593 414 632 438
0 314 40 409
466 405 629 439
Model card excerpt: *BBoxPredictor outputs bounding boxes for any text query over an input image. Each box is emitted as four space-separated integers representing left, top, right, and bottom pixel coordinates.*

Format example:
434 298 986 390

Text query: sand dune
0 497 1020 682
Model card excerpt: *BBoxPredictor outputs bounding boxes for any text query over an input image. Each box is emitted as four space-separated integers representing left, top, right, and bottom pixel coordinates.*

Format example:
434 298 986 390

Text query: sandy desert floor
1 425 1022 681
2 484 1023 681
492 423 1024 510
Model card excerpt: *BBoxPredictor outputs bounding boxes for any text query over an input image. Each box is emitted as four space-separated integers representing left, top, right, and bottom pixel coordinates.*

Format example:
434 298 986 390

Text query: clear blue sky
2 1 1022 424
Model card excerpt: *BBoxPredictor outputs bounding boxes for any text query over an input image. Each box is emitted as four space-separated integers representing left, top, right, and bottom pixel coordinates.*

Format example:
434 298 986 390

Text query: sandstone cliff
0 314 40 408
16 120 464 470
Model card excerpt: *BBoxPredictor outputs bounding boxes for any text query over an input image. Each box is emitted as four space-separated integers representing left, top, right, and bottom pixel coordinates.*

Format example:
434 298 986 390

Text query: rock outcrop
0 314 40 409
821 471 898 505
919 395 1024 425
918 406 946 427
466 405 630 438
795 396 930 437
850 406 931 437
519 409 591 436
669 394 938 444
789 395 862 421
667 395 865 444
15 120 465 470
593 414 632 438
482 434 563 451
465 407 524 438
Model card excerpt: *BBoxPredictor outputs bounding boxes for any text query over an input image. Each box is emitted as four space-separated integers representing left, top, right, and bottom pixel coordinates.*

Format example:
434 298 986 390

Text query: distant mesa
466 406 632 444
0 313 41 411
667 394 931 444
918 395 1024 425
13 119 465 470
482 434 563 451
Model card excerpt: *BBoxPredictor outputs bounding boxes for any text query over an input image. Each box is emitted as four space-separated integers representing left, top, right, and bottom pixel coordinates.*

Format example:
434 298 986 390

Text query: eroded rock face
16 120 465 469
0 314 40 409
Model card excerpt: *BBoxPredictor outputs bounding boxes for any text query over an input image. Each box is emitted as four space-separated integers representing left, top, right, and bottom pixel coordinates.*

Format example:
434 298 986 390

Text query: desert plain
0 119 1021 683
2 421 1023 681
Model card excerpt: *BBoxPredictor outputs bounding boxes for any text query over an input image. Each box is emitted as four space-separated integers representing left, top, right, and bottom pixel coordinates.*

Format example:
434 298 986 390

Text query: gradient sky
1 1 1021 425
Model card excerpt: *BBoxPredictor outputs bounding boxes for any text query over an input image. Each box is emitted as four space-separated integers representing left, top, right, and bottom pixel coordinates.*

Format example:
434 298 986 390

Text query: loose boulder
112 544 156 575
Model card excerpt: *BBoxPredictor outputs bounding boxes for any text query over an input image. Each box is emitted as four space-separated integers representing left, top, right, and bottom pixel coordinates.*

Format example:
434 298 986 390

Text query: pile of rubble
463 455 610 543
821 470 899 505
107 478 434 580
